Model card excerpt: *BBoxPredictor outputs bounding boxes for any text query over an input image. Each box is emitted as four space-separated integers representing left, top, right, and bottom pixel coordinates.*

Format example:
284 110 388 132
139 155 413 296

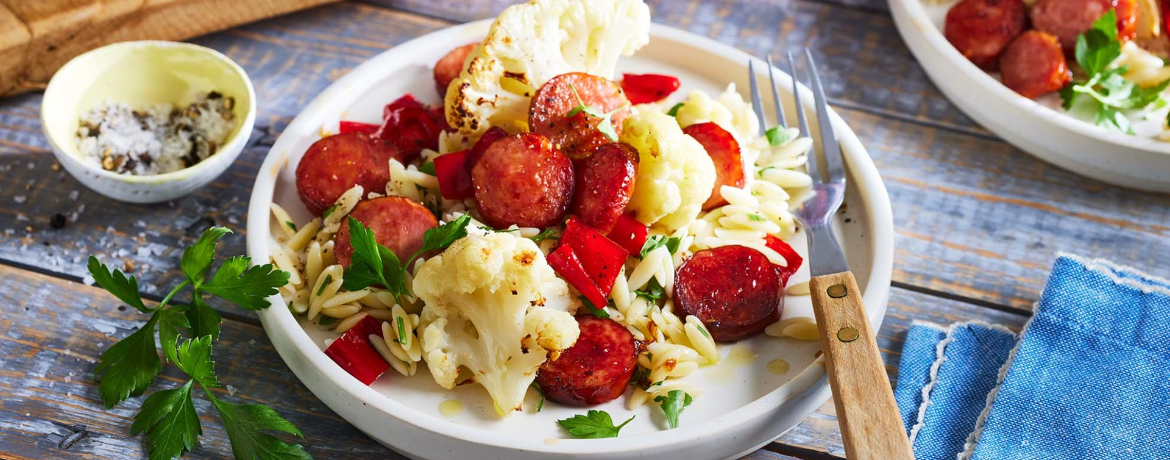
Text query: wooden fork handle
809 271 914 460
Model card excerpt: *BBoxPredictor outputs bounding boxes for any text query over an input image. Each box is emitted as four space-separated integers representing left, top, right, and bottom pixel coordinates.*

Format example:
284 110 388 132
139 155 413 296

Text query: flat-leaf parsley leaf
557 410 635 438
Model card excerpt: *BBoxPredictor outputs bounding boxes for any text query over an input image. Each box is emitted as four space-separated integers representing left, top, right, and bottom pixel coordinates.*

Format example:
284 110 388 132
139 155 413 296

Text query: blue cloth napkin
894 254 1170 460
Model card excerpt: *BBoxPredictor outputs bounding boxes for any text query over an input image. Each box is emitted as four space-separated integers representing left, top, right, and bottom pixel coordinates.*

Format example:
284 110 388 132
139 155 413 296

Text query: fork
751 51 914 460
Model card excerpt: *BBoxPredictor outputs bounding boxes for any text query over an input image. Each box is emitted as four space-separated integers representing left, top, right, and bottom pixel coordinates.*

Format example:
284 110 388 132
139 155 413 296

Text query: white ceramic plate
246 20 893 460
890 0 1170 192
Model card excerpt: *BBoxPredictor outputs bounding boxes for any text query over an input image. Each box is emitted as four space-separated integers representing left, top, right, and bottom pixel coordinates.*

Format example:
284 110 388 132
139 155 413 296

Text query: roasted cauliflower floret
621 110 716 230
444 0 651 136
415 232 578 415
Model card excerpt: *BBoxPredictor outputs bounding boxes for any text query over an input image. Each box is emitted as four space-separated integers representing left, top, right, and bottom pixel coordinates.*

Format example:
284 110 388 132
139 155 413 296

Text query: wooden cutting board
0 0 339 97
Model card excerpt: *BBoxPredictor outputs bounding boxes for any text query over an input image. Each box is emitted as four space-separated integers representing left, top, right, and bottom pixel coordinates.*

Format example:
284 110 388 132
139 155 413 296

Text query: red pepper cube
378 94 442 163
620 73 681 105
764 234 804 285
547 244 607 308
339 120 380 135
433 149 474 199
323 316 390 386
606 214 649 256
559 217 628 297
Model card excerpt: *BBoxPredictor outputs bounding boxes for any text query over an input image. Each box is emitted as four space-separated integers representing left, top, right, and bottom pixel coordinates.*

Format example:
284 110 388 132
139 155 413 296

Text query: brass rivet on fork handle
837 326 859 343
827 284 847 298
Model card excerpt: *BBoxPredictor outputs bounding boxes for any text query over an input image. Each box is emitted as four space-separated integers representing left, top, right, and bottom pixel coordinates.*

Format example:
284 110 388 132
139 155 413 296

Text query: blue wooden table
1 1 1166 459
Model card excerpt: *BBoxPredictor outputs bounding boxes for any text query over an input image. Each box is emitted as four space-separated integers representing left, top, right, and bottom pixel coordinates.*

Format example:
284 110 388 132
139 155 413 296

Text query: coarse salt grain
76 91 238 176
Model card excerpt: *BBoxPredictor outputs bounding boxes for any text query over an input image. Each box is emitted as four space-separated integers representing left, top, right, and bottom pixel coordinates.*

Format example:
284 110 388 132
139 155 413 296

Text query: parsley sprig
342 214 471 296
89 227 305 460
654 390 694 429
567 82 629 142
558 410 635 438
639 235 682 258
1059 11 1170 133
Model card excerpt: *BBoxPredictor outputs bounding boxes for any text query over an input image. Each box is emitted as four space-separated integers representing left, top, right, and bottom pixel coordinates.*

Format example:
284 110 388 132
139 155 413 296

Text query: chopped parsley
557 410 634 439
634 278 666 302
1059 11 1170 133
666 102 685 117
639 235 682 258
654 390 694 429
765 126 790 146
567 82 628 142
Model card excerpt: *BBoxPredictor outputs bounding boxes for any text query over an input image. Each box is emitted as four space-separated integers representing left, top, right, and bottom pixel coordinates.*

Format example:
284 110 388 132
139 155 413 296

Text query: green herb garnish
557 410 634 439
654 390 694 429
90 227 305 460
666 102 684 117
639 235 682 258
528 227 561 242
634 278 666 302
531 382 545 412
1060 11 1170 134
765 126 790 146
567 82 628 142
418 161 436 176
342 214 471 298
578 295 613 319
322 204 339 220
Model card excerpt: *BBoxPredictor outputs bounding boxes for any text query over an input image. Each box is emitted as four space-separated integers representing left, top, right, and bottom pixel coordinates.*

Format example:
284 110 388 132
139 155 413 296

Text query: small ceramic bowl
41 41 256 203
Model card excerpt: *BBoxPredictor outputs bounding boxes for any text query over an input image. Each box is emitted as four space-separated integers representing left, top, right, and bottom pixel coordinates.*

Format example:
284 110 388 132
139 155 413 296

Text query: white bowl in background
246 21 894 460
890 0 1170 192
41 41 256 203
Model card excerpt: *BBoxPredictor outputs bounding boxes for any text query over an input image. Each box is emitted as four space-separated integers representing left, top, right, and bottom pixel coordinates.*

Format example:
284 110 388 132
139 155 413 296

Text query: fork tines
748 49 844 185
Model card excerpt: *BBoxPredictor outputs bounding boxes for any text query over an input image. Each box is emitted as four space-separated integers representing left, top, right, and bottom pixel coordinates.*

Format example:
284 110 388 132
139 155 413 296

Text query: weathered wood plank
0 258 1023 460
0 264 404 460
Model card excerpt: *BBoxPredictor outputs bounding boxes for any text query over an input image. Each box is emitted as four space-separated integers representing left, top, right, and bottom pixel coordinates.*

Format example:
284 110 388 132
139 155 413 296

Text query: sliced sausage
536 315 637 406
944 0 1027 69
673 245 783 342
529 72 630 159
334 196 439 267
465 126 509 174
1000 31 1071 99
295 132 389 216
1030 0 1122 51
472 133 574 228
434 43 476 99
683 122 745 210
570 143 639 233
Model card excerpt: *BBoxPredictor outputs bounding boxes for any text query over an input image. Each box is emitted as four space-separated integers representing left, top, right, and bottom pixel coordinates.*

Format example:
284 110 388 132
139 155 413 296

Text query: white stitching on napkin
910 321 1017 447
1058 252 1170 297
958 313 1034 460
907 324 954 444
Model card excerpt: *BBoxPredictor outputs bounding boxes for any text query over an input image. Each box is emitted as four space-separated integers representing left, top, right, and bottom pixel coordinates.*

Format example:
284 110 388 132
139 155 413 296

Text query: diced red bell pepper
547 244 607 308
339 120 380 135
466 126 509 173
559 217 627 296
382 94 427 119
433 149 474 199
764 234 804 285
376 94 442 164
323 316 390 386
606 214 648 256
620 73 681 105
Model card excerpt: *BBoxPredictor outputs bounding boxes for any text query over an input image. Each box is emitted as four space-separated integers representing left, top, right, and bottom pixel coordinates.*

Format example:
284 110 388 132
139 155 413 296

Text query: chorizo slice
472 133 574 228
536 315 637 406
434 43 476 99
944 0 1027 69
570 143 639 233
334 196 439 267
529 72 630 159
1000 31 1072 99
673 245 783 342
1030 0 1115 51
683 122 745 210
465 126 509 174
295 132 389 216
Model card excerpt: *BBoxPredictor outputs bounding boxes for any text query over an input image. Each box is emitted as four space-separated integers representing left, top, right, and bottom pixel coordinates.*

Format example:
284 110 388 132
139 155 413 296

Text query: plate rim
246 20 894 456
888 0 1170 157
